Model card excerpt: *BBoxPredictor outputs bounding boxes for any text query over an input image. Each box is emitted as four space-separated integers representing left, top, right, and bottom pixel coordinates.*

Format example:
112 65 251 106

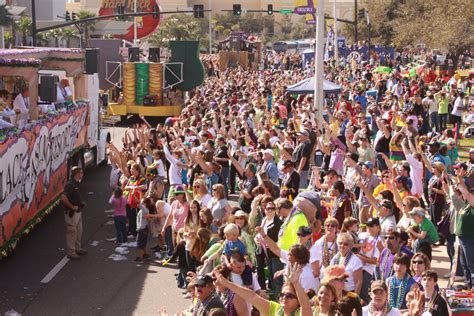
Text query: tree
274 15 293 41
76 10 96 47
0 4 13 27
391 0 473 64
47 28 63 47
4 31 13 47
62 27 77 48
16 16 32 46
148 14 209 51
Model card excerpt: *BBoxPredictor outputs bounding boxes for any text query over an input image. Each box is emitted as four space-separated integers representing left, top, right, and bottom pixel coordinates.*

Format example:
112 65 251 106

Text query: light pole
208 0 212 53
333 0 338 62
133 0 138 46
313 0 325 126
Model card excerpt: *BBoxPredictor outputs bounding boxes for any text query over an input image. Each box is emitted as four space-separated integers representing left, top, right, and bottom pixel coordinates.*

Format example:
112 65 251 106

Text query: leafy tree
16 15 32 46
4 31 12 47
62 27 77 48
76 10 96 47
47 28 63 47
0 4 13 27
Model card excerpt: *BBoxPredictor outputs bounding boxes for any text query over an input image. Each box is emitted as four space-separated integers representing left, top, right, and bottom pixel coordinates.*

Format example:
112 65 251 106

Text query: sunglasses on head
266 206 276 210
280 292 297 300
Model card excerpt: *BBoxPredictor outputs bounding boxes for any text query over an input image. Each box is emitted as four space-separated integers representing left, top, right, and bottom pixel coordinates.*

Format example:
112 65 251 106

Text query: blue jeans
430 112 440 132
439 113 448 131
459 236 474 288
299 170 309 189
220 166 230 198
114 216 127 243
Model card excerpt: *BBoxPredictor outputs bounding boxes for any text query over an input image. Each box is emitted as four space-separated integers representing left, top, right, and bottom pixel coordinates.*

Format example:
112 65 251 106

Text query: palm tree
62 27 77 48
16 15 32 46
47 28 63 47
0 4 13 27
76 10 96 47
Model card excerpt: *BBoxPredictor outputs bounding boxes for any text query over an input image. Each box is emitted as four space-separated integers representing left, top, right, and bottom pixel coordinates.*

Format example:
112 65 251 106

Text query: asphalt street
0 125 190 316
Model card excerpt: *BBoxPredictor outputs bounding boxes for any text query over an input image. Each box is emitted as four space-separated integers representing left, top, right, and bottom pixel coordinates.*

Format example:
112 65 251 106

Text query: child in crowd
135 197 156 263
221 223 253 286
407 207 439 260
108 187 128 244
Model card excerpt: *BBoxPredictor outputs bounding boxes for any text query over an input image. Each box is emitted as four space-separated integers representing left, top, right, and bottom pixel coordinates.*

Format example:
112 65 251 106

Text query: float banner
0 104 88 253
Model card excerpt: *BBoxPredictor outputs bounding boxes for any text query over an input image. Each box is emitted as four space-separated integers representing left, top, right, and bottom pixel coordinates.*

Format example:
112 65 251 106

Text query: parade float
0 48 110 257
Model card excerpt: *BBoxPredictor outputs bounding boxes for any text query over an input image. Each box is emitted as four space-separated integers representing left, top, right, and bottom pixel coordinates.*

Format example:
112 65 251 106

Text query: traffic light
233 4 241 16
193 4 204 18
72 12 77 21
358 9 365 19
65 11 70 21
152 4 159 19
267 4 273 15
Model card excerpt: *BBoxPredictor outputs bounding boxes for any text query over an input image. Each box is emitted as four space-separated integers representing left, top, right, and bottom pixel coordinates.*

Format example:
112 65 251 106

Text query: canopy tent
286 77 342 95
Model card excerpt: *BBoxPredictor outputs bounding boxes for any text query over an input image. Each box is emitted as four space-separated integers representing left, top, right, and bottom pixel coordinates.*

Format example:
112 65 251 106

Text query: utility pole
209 0 212 53
133 0 138 46
314 0 325 126
367 10 371 62
354 0 358 44
333 0 338 62
31 0 37 46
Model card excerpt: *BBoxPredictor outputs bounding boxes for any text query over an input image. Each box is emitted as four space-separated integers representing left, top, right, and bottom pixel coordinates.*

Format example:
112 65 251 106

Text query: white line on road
40 256 70 284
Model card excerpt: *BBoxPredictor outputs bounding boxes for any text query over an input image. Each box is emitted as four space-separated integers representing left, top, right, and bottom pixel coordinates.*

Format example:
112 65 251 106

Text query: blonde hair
212 184 226 200
223 223 240 236
193 178 208 196
432 161 445 174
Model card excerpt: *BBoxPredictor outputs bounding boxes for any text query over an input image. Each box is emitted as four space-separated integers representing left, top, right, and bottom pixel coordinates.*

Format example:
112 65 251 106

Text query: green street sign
279 9 293 14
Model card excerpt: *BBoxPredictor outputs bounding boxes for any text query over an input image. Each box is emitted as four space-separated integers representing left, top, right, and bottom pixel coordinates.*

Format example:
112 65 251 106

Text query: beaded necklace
322 235 337 267
194 292 218 316
425 290 438 313
380 247 399 281
368 302 391 316
276 305 300 316
331 250 352 266
388 273 408 309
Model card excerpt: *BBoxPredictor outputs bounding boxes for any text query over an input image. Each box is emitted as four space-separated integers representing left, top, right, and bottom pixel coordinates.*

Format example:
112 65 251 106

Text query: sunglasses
235 217 246 220
384 236 395 240
325 224 338 228
334 277 348 282
193 185 200 188
337 242 350 246
412 260 425 264
195 284 207 288
297 233 311 237
280 292 297 300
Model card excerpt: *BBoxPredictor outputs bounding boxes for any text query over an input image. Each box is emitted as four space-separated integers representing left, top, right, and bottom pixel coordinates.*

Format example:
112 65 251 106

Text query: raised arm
255 226 281 257
356 179 379 209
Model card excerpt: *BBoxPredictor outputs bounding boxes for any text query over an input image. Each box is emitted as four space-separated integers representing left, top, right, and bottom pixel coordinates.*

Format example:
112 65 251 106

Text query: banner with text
0 104 88 250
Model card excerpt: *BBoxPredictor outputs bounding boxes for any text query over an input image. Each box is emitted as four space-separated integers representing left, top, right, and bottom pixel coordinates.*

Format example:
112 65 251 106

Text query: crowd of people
107 48 473 316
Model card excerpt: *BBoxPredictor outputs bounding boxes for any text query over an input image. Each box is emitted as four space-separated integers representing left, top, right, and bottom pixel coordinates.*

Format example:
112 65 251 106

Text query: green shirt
420 217 440 243
455 204 474 237
278 212 308 251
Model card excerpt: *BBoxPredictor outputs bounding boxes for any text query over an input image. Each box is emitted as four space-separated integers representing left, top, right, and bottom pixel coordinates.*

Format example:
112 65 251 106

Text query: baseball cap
363 161 374 169
297 226 312 237
283 160 295 167
409 208 426 217
453 162 468 171
172 185 186 195
262 149 274 157
380 199 394 210
194 275 215 287
366 217 380 227
371 280 388 292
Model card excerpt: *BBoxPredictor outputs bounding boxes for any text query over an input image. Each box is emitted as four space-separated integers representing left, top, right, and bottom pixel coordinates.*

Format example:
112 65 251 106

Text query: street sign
279 9 293 14
295 6 315 14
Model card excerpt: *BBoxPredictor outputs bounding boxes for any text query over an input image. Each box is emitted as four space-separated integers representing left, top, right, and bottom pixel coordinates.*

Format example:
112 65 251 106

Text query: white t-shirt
362 306 401 316
397 215 412 232
12 93 29 121
451 97 464 117
332 253 363 291
406 154 423 197
231 272 261 315
153 158 167 177
358 232 381 275
380 215 397 235
281 250 318 292
163 144 182 185
310 237 337 271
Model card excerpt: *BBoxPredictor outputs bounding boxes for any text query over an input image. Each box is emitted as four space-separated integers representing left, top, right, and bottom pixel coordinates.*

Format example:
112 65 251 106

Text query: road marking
40 256 70 284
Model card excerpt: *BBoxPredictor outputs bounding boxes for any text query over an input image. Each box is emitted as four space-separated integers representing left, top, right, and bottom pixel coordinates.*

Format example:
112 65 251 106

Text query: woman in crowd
330 232 363 294
208 184 233 226
188 178 212 208
409 252 432 290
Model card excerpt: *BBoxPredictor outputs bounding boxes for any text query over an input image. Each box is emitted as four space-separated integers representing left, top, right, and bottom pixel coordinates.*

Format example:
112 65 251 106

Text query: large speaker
85 48 100 74
128 47 140 62
39 75 58 102
149 47 160 62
